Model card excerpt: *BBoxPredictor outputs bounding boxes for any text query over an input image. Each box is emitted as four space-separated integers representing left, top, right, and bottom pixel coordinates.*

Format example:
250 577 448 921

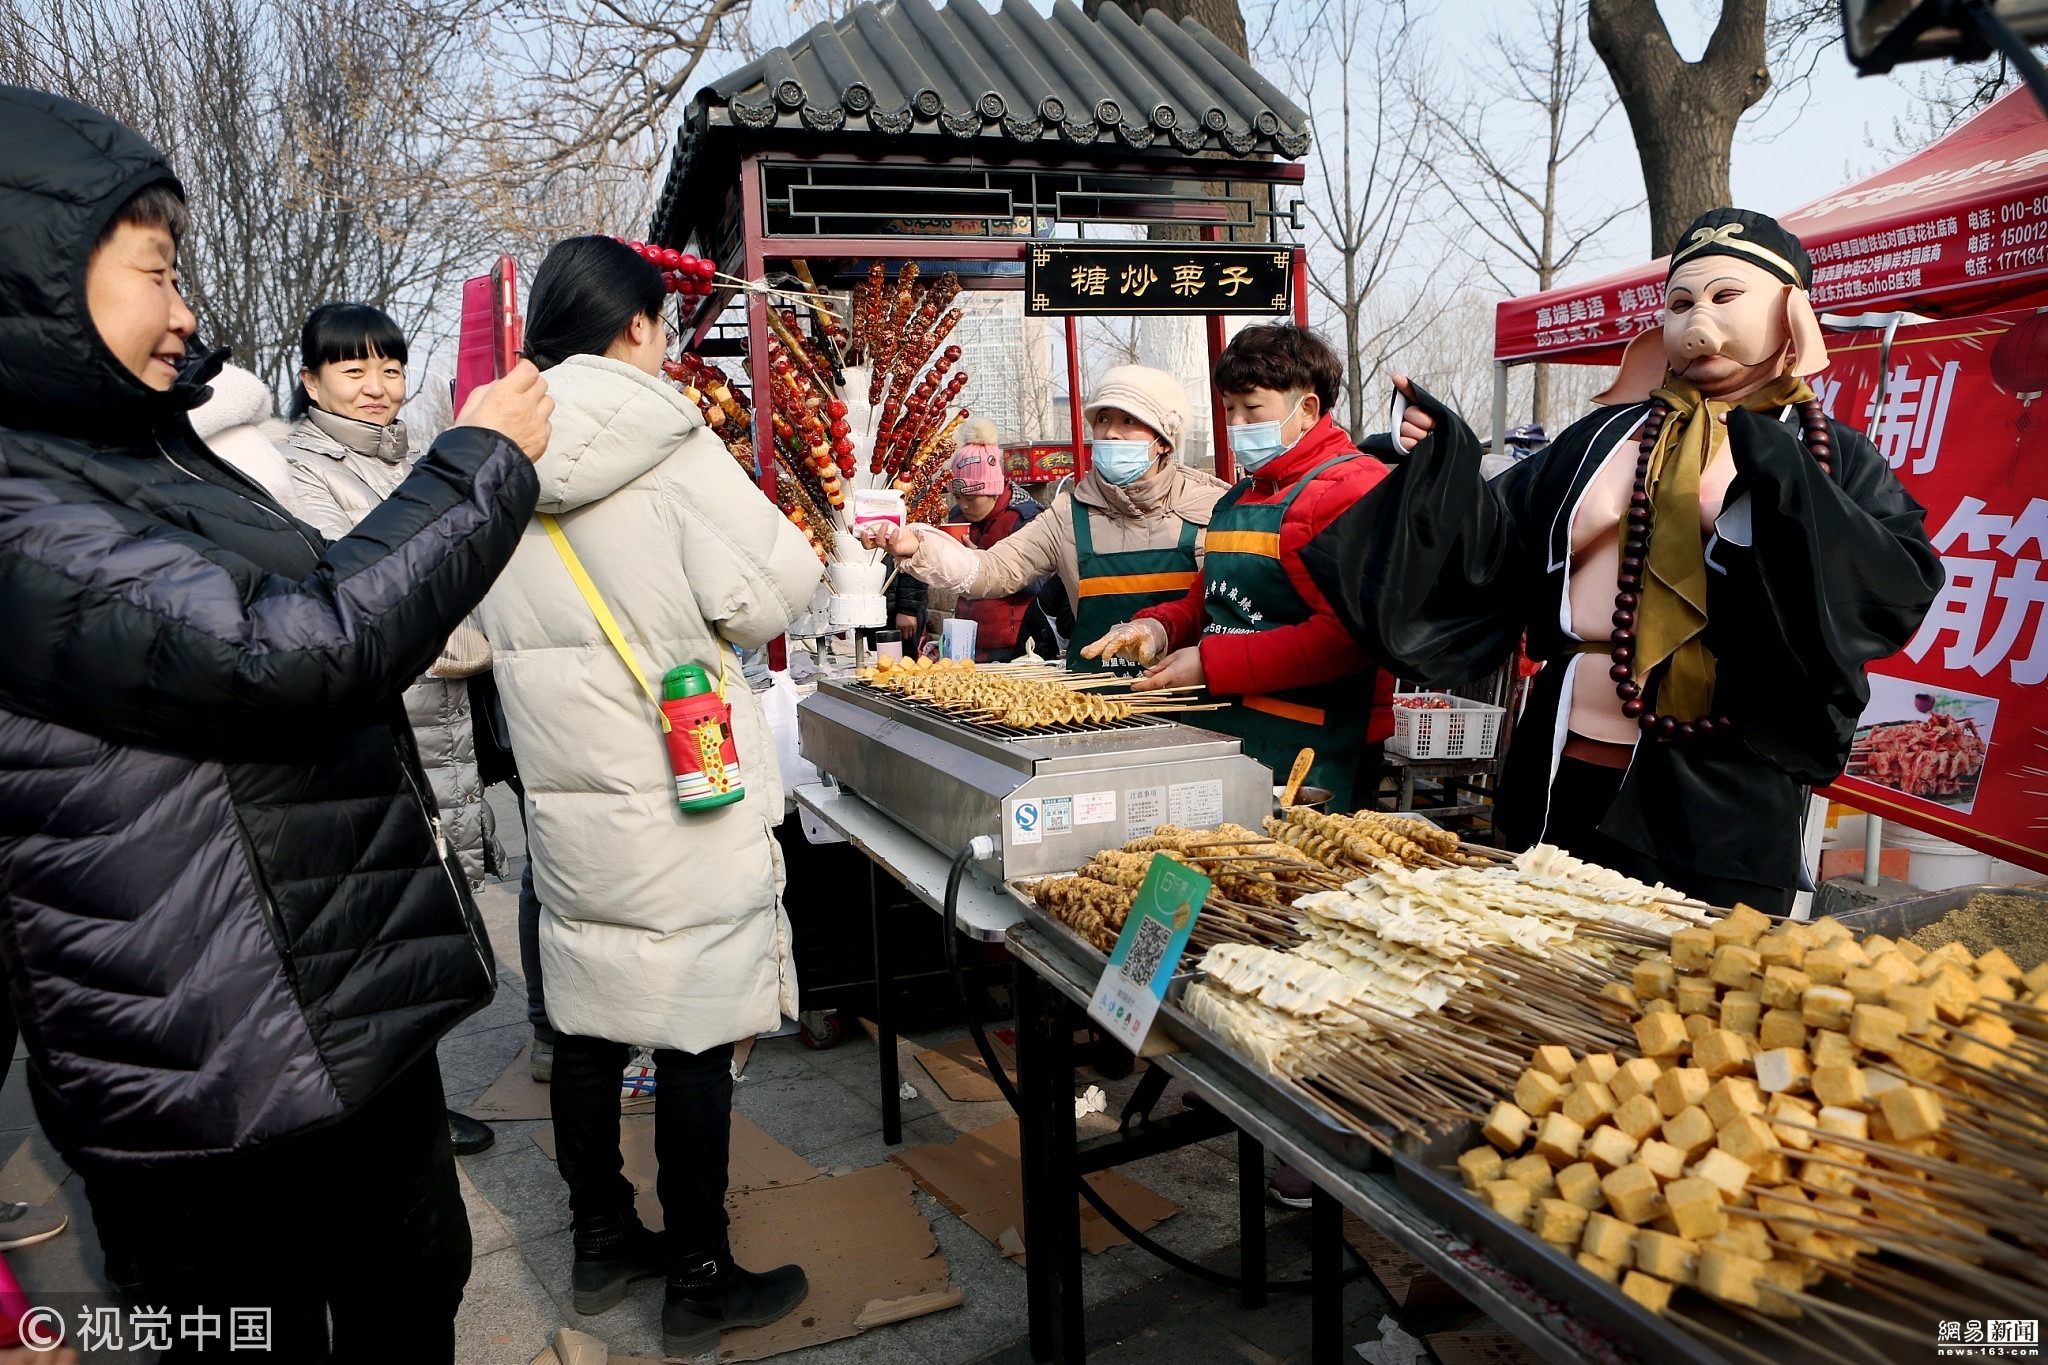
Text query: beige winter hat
1082 365 1189 454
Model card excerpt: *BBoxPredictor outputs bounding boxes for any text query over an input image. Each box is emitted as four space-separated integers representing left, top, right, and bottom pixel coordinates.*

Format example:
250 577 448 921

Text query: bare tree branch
0 0 750 394
1414 0 1627 427
1258 0 1442 437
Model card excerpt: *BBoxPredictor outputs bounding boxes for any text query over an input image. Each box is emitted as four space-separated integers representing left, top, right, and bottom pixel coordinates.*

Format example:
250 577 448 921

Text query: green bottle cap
663 665 712 700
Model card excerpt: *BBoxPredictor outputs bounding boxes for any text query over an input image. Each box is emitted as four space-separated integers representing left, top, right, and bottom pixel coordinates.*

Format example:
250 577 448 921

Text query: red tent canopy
1495 88 2048 365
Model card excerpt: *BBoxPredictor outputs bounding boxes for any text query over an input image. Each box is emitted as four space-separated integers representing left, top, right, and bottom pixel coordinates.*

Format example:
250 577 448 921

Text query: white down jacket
476 355 825 1053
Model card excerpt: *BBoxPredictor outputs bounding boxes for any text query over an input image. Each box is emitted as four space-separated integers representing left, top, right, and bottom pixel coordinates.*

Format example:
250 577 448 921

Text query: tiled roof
691 0 1308 157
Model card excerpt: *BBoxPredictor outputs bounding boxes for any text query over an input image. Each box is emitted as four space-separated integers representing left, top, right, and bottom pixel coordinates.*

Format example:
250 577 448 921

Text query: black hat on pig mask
1667 207 1813 291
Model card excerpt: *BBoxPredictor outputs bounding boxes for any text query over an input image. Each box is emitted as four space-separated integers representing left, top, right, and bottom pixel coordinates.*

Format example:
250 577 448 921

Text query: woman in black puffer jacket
0 84 548 1359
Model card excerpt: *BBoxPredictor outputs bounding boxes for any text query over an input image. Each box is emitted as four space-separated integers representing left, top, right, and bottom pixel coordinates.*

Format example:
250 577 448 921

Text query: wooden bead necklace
1610 396 1832 742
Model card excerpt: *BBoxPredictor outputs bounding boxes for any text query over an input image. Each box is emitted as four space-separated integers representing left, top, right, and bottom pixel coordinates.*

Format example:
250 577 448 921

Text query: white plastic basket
1388 692 1504 761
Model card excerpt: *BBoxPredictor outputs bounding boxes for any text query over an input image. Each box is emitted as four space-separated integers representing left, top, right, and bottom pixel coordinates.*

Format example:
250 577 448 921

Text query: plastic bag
762 669 819 793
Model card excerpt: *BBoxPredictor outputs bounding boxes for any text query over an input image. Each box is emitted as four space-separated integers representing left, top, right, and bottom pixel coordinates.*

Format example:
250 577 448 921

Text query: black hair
523 235 664 372
95 182 190 252
1213 322 1342 415
290 302 409 418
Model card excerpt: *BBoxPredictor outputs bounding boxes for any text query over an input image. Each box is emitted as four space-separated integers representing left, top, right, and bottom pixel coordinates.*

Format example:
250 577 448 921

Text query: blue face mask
1227 396 1307 473
1090 439 1155 486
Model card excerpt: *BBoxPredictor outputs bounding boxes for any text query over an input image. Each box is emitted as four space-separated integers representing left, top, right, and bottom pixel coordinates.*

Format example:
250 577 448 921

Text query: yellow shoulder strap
539 513 672 732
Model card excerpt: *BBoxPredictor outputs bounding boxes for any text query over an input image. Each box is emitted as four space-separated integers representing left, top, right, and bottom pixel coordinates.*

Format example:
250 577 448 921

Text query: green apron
1067 498 1201 675
1200 456 1376 812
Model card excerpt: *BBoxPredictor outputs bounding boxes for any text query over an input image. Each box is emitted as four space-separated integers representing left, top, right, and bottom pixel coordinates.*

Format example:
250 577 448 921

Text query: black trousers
76 1057 469 1363
550 1034 735 1263
1546 756 1796 914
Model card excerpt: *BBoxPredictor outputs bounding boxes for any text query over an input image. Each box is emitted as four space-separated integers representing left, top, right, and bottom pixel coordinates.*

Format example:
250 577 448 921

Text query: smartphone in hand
455 255 521 413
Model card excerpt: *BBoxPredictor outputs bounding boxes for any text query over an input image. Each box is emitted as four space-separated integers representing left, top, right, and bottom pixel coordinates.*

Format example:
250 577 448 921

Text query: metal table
795 781 1020 940
794 781 1020 1142
1009 926 1640 1365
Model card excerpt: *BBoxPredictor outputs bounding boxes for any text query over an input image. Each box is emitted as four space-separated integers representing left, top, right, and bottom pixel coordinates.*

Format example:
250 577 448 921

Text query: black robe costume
1301 380 1944 902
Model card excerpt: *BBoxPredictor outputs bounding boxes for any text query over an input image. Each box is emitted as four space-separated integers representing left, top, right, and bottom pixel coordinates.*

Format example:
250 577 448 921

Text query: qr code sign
1120 916 1175 988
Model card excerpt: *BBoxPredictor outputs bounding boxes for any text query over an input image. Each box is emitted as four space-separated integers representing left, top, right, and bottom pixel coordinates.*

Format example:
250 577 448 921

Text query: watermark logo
16 1306 64 1349
4 1303 275 1353
1939 1319 2041 1356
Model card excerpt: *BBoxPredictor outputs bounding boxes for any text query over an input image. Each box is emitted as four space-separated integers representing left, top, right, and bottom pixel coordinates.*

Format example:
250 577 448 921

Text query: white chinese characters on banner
1907 496 2048 685
1862 360 1961 474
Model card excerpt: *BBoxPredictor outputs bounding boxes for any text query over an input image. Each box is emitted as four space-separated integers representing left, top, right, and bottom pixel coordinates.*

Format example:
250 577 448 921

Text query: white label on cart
1076 790 1117 826
1042 796 1073 834
1168 779 1224 828
1124 786 1164 840
1008 797 1043 846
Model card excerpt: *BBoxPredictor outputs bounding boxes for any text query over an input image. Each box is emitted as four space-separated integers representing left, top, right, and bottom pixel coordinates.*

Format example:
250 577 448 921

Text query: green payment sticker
1086 856 1211 1051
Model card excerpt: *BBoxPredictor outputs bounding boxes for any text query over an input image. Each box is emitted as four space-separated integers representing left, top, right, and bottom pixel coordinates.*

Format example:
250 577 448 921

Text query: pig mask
1596 209 1829 405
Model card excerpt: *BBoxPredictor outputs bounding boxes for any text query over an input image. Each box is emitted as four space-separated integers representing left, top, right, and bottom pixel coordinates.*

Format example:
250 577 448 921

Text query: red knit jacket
1138 416 1394 737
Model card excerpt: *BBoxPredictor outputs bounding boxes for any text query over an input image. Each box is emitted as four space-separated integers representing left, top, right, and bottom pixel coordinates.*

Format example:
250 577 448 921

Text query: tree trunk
1087 0 1247 56
1085 0 1263 284
1587 0 1769 255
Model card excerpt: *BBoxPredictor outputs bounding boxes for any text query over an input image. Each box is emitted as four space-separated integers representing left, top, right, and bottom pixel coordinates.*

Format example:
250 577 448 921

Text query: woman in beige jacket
474 237 822 1358
859 365 1228 672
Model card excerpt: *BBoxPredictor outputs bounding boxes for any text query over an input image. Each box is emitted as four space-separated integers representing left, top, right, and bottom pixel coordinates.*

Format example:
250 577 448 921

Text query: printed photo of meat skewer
1846 674 1996 812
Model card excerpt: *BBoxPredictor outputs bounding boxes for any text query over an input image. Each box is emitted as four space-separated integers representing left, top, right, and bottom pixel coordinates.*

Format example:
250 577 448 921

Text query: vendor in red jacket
1083 324 1394 810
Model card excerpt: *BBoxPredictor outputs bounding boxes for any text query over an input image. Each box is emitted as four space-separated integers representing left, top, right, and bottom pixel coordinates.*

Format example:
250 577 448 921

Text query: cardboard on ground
890 1116 1177 1262
529 1111 959 1361
915 1034 1018 1104
915 1030 1148 1105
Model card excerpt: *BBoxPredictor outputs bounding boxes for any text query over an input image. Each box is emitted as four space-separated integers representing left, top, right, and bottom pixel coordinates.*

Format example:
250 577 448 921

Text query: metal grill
845 679 1172 740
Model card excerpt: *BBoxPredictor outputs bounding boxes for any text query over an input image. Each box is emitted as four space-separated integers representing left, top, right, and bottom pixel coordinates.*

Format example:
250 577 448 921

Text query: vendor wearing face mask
857 366 1227 672
1083 325 1395 812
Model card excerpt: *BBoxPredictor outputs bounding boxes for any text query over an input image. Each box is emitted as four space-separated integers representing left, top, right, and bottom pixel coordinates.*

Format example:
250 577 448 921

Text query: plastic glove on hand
855 522 920 556
1079 619 1168 666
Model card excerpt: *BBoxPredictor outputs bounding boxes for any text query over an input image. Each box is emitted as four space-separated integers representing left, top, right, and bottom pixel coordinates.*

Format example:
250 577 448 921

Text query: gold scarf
1636 372 1814 720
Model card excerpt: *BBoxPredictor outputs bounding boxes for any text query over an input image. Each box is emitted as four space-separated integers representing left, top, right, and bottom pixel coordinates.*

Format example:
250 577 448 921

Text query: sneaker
448 1110 496 1157
0 1202 66 1251
572 1212 665 1315
662 1252 808 1358
531 1039 555 1085
1267 1165 1314 1210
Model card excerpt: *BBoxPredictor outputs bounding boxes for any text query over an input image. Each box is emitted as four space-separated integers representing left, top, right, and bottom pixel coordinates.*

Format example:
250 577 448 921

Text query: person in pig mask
1301 208 1944 911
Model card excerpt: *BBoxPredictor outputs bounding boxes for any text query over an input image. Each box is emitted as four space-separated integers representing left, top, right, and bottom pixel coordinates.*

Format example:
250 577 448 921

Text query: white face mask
1090 439 1155 486
1226 395 1307 472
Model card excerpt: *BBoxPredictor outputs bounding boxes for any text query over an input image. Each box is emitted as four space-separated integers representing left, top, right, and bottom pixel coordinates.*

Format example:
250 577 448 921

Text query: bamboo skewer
1669 1312 1833 1365
1767 1303 1897 1365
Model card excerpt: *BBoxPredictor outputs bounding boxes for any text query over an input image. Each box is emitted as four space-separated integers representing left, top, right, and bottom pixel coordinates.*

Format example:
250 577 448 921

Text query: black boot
572 1211 665 1315
662 1250 808 1358
448 1110 496 1156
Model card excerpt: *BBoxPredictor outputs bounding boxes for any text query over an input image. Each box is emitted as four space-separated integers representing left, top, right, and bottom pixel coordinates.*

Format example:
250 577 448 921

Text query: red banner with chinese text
1815 309 2048 873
